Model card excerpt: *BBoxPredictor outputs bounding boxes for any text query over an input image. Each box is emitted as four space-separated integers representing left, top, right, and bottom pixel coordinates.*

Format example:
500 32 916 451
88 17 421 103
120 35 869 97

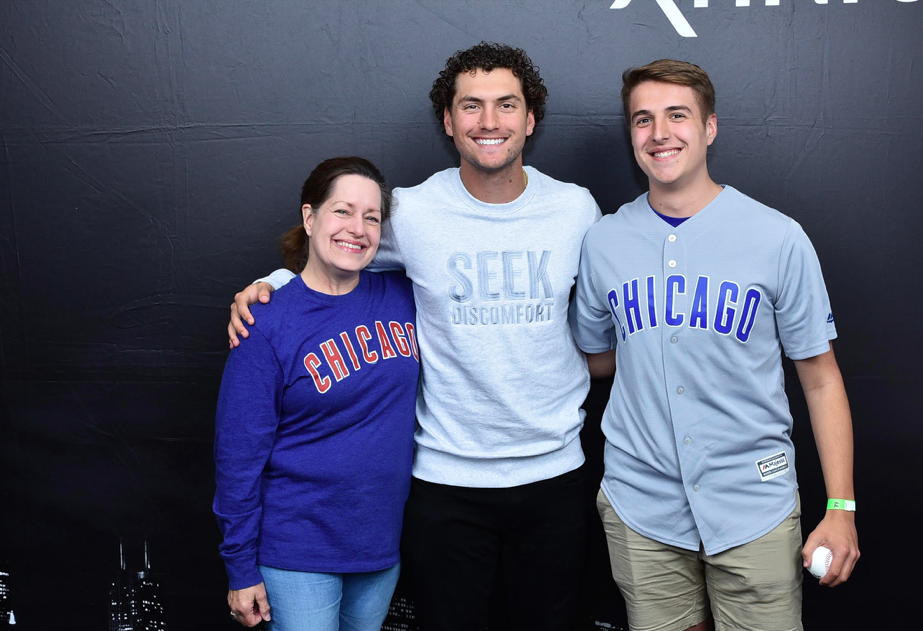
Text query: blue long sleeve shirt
214 271 419 589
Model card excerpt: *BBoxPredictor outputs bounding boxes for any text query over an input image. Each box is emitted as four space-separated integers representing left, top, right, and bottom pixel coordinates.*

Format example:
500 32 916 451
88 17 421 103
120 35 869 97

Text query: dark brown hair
280 157 392 273
429 42 548 142
621 59 716 124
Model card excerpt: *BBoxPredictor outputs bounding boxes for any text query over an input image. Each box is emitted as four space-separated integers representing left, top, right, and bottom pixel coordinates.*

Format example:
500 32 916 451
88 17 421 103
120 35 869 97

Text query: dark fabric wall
2 1 920 629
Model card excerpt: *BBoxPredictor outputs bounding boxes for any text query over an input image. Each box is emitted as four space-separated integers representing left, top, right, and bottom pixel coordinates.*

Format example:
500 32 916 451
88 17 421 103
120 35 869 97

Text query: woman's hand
228 582 271 627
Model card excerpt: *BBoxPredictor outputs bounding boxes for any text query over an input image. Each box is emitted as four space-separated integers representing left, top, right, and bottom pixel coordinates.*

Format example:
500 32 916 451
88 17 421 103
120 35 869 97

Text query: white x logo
610 0 697 37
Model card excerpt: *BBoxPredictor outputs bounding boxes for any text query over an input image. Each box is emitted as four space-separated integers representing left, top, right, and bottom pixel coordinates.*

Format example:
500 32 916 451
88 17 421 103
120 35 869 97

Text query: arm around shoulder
228 269 296 348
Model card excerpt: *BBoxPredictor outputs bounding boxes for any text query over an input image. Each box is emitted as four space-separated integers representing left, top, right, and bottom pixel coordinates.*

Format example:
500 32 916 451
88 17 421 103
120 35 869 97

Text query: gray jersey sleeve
775 220 837 360
569 233 620 353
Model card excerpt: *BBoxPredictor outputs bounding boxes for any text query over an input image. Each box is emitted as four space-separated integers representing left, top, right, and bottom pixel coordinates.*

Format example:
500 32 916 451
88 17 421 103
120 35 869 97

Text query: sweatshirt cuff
226 559 264 591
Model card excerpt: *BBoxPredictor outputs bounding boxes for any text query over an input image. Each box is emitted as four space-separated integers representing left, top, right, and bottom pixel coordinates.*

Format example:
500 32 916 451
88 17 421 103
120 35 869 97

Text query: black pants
400 464 588 631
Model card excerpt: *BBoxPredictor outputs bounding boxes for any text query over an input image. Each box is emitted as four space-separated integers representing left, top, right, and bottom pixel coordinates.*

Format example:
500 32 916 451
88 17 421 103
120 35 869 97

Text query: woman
214 157 419 631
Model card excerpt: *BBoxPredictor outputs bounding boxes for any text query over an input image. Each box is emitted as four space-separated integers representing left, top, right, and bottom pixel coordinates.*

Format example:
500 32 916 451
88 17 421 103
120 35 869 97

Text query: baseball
807 545 833 579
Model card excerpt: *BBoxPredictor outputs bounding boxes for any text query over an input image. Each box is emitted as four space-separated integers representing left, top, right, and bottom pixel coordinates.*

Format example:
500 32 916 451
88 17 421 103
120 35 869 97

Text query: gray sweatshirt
261 167 601 488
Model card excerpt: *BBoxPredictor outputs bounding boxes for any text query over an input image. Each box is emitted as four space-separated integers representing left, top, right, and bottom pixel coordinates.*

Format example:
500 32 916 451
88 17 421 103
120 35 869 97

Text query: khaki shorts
597 489 803 631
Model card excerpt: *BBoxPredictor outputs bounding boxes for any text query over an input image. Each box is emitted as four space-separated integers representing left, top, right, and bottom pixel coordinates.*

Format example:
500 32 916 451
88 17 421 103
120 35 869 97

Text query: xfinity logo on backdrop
610 0 919 38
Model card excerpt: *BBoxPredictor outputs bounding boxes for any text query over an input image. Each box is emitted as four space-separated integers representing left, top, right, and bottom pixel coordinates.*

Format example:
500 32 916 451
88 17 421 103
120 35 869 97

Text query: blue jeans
259 563 400 631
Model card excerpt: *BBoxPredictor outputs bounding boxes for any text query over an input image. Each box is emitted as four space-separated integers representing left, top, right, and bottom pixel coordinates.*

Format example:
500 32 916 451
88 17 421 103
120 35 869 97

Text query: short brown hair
280 157 392 273
621 59 715 124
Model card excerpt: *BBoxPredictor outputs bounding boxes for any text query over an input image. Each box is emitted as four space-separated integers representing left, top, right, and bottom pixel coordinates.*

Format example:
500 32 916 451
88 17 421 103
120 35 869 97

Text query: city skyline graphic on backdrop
0 564 13 626
0 543 625 630
109 540 165 631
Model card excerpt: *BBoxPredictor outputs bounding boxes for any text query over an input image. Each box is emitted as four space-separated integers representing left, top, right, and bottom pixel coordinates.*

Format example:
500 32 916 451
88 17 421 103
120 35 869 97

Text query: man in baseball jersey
227 43 602 630
570 59 859 631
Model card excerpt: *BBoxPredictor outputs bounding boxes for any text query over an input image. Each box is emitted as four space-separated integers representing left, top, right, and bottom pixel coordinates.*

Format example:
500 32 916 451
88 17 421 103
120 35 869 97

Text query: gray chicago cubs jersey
570 186 836 554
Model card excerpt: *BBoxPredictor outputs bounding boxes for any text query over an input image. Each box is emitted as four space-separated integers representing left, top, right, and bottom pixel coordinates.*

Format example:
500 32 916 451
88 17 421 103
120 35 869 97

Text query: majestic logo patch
827 313 835 324
756 451 789 481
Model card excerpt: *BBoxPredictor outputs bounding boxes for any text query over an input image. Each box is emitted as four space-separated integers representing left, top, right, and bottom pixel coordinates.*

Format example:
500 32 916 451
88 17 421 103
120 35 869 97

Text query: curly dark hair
430 42 548 141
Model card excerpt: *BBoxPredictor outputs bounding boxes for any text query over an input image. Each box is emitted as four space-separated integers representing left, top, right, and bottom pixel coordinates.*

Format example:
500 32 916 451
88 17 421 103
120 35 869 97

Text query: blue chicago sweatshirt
214 270 419 590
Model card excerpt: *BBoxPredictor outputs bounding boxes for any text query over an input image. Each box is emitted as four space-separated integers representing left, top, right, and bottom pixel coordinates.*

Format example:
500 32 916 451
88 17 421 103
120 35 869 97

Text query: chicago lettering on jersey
446 250 555 326
303 320 418 394
606 274 762 343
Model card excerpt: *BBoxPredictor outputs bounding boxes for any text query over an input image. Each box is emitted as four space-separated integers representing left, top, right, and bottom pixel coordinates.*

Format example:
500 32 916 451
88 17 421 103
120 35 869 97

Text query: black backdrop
2 1 921 629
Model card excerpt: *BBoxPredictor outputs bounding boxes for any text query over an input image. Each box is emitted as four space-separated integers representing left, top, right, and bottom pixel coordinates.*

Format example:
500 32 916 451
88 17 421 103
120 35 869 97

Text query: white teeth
653 149 680 158
336 241 362 251
476 138 505 145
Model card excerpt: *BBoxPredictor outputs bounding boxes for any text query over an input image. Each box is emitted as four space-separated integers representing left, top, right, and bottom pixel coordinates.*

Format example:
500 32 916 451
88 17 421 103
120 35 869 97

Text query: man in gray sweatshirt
228 42 601 630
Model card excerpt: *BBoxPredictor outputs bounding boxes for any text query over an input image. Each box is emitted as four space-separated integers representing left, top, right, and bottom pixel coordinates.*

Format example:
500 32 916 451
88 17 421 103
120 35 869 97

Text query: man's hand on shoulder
228 282 274 348
803 510 859 587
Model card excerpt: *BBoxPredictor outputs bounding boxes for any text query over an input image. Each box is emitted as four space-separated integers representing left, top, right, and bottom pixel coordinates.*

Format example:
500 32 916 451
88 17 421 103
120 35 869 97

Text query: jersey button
668 260 677 268
670 336 678 344
677 386 685 394
693 484 701 492
683 437 692 446
669 234 677 242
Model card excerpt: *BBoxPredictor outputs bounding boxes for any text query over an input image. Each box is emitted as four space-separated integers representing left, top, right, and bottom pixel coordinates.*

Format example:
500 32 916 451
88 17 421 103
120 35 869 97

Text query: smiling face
443 67 535 178
303 173 382 287
628 80 717 194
